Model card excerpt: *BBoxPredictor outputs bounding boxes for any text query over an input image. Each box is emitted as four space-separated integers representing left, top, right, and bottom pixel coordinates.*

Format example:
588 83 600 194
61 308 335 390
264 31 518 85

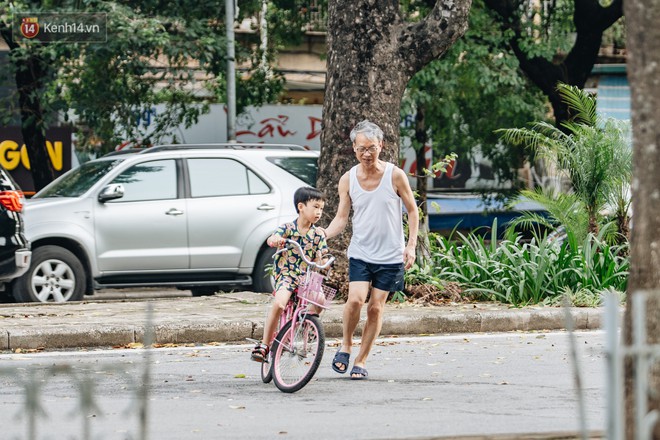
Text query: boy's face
298 198 325 224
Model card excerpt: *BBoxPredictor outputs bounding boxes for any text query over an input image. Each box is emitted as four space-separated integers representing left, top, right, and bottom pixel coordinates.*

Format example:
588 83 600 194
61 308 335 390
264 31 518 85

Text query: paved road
0 331 606 440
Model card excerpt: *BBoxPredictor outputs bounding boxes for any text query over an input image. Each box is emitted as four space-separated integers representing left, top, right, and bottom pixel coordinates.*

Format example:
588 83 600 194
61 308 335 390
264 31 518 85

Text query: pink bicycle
257 239 336 393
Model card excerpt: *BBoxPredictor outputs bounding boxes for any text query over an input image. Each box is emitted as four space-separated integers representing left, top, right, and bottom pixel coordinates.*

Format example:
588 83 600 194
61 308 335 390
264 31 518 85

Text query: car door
94 158 189 272
185 157 279 269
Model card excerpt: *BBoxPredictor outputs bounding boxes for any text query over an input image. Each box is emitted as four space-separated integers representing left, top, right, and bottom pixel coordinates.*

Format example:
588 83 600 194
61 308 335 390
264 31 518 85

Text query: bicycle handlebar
274 239 335 270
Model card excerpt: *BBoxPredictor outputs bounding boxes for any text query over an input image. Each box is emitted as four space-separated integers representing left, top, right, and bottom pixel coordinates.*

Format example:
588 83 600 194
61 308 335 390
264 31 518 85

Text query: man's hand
316 227 327 238
403 244 416 270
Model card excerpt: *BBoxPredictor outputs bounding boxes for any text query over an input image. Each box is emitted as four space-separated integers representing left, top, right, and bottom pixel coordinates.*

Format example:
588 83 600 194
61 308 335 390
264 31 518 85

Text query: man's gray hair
350 120 383 143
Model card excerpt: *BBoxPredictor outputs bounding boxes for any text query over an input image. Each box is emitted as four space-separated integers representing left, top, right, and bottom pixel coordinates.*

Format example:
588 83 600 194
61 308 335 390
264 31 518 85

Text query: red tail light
0 190 24 212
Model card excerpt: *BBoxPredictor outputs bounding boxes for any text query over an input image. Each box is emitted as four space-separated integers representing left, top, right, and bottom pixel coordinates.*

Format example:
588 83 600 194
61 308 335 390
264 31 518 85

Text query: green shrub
431 220 628 306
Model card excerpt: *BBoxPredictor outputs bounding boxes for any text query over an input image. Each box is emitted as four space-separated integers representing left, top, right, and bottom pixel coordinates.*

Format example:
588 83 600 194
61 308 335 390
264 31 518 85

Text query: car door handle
257 203 276 211
165 208 184 216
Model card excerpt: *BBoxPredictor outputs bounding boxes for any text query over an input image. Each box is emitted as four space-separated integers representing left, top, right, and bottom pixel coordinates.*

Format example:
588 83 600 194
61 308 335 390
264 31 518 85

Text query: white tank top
347 162 405 264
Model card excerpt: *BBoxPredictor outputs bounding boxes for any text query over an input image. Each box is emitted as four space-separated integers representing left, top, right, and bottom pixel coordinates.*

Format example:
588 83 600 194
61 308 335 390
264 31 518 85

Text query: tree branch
483 0 623 125
400 0 472 73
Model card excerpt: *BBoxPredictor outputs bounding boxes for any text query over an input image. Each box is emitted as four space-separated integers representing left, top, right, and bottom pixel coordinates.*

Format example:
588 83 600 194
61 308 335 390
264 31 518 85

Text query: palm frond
516 188 589 243
557 83 597 126
504 211 555 238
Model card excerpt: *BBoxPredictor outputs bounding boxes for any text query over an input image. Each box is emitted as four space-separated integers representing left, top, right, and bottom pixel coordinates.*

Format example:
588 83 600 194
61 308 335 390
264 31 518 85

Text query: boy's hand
268 235 285 248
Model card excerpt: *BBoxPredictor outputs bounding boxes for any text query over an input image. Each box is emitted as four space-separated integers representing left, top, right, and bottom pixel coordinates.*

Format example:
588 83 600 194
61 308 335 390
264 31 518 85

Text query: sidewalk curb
0 298 606 351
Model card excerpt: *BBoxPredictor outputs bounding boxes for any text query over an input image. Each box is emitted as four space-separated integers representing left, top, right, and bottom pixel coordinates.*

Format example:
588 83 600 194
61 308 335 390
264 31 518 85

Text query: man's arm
318 172 350 240
394 167 419 270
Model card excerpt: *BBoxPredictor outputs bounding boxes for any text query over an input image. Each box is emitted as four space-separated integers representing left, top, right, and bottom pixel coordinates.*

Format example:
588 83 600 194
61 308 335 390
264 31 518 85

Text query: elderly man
320 120 418 380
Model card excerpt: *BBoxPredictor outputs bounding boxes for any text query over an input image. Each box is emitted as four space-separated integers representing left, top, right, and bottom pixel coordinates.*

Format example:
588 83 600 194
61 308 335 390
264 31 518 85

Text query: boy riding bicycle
250 186 329 363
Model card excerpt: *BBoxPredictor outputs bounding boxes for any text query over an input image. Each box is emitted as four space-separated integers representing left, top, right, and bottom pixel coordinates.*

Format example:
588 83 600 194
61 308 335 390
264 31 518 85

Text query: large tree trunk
483 0 623 127
0 28 56 192
317 0 471 291
622 0 660 437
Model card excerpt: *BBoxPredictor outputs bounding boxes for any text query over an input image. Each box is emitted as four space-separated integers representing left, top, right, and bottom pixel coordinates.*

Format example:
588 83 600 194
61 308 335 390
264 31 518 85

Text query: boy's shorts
348 258 404 292
274 275 298 294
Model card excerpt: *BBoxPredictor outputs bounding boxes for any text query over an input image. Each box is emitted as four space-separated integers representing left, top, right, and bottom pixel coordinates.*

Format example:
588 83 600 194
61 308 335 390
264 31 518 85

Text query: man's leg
341 281 370 351
333 281 369 371
351 287 388 375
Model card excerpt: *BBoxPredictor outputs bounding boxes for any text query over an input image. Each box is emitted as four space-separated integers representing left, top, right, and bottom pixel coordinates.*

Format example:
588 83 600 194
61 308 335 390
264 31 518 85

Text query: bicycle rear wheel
271 315 325 393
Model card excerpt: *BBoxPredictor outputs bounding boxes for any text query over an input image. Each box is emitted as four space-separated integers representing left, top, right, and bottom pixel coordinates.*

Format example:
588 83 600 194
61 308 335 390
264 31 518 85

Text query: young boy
250 186 329 362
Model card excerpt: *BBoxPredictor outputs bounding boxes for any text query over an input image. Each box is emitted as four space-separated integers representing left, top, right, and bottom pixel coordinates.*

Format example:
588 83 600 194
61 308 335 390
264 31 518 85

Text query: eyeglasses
355 146 378 155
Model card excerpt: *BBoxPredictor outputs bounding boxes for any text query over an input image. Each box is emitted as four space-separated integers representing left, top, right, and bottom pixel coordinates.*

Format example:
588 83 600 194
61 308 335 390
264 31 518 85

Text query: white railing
1 305 154 440
604 291 660 440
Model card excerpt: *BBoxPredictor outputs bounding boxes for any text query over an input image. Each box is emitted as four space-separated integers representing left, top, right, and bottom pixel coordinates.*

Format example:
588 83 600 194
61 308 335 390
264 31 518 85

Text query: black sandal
251 343 269 363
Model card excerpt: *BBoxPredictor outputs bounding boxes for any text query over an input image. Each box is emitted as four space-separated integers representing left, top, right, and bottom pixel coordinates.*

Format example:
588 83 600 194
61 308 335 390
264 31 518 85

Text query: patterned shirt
273 220 328 291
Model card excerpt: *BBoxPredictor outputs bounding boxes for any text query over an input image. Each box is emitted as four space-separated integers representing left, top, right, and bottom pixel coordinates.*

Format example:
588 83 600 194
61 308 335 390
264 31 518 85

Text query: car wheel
12 246 86 303
252 247 276 293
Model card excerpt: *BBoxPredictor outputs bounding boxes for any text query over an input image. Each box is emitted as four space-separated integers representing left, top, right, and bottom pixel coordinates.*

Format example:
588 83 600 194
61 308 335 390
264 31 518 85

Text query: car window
247 169 270 194
108 159 177 202
34 159 124 198
267 157 317 186
188 158 270 197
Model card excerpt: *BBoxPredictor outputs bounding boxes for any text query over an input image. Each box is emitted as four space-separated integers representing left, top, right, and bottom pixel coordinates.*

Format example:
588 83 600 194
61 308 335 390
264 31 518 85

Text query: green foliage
602 16 626 49
389 291 408 304
401 0 548 188
498 83 632 238
506 187 587 248
404 262 446 290
432 220 628 307
0 0 295 154
513 0 576 60
543 287 626 307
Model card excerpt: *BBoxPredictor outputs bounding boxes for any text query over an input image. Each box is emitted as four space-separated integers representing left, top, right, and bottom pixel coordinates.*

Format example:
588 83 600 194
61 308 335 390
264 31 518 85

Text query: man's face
353 133 381 165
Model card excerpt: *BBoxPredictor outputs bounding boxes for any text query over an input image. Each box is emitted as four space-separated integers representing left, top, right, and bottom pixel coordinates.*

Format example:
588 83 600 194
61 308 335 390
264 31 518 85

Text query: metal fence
604 291 660 440
0 305 154 440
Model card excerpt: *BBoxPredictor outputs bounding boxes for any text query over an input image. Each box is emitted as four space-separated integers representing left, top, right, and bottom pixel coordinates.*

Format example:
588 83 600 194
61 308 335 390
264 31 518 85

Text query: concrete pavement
0 290 606 351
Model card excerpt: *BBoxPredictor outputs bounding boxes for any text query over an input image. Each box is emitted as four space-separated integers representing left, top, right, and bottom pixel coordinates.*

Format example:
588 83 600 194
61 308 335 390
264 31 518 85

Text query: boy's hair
294 187 326 213
350 119 383 143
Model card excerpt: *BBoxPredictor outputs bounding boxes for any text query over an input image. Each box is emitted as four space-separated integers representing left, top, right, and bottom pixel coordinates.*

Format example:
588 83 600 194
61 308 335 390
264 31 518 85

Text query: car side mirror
98 184 125 203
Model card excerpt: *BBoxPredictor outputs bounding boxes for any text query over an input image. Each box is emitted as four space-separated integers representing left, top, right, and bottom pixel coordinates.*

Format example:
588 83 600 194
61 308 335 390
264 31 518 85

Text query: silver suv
11 144 318 303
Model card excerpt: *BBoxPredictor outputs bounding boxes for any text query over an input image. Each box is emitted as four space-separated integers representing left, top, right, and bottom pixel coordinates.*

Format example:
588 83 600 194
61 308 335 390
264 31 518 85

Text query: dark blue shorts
348 258 404 292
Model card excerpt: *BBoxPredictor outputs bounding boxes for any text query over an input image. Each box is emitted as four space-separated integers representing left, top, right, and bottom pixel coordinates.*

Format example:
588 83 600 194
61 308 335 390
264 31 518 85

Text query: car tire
12 246 86 303
252 247 276 293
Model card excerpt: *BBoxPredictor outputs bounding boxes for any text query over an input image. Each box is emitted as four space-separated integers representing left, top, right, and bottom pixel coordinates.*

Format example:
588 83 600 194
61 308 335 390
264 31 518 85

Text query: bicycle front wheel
261 351 273 383
271 315 325 393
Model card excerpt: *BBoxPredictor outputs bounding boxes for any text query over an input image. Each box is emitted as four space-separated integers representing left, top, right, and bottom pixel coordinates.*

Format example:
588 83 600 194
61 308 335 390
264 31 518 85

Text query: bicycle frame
253 238 336 392
270 240 335 355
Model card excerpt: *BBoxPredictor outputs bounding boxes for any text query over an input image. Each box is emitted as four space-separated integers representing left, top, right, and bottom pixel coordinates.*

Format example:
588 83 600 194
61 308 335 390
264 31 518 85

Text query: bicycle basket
298 271 337 308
